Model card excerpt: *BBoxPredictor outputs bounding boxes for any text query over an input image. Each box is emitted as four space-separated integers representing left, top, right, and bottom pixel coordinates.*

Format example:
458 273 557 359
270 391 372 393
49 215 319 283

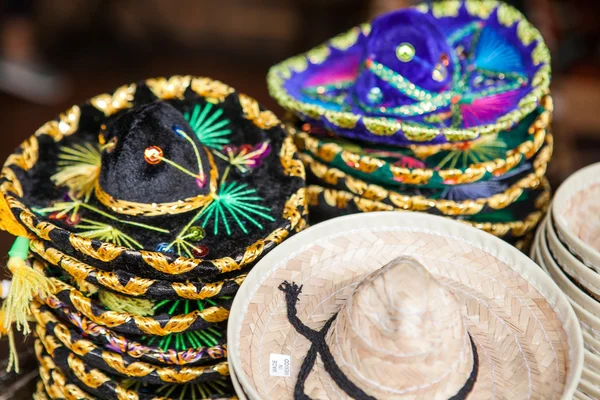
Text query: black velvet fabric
2 79 307 280
99 102 213 203
36 339 236 400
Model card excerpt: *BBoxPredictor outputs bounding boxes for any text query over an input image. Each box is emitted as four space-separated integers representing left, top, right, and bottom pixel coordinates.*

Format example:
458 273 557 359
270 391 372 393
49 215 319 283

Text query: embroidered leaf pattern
75 219 143 249
199 182 274 236
436 134 507 169
184 103 231 149
51 143 101 201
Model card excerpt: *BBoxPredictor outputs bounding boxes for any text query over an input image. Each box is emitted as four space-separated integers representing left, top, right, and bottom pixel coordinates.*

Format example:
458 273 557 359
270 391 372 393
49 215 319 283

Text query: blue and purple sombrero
268 1 550 146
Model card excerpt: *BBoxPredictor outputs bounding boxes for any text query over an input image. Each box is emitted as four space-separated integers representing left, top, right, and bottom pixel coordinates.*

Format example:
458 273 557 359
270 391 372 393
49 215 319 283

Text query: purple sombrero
267 1 550 146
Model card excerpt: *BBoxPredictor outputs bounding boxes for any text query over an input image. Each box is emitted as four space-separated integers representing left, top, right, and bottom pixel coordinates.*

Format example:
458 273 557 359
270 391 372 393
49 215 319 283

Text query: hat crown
98 102 214 206
326 257 474 398
353 10 453 111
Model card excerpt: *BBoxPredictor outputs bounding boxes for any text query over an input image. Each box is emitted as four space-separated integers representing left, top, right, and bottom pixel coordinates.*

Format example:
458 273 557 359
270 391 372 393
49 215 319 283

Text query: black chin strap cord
278 281 478 400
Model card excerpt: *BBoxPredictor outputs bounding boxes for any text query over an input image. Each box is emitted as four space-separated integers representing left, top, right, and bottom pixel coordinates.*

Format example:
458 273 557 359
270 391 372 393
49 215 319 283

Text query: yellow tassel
3 257 53 335
0 308 18 373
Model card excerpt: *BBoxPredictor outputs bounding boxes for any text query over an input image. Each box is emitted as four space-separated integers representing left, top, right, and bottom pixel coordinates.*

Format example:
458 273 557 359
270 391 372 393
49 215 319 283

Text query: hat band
278 281 479 400
94 151 219 217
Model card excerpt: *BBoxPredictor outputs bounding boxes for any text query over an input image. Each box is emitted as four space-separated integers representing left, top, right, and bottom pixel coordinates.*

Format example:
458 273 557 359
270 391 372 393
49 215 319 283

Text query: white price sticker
269 353 291 377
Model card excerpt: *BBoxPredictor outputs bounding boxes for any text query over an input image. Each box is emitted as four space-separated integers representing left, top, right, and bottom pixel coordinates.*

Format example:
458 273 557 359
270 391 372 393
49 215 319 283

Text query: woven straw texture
229 212 582 400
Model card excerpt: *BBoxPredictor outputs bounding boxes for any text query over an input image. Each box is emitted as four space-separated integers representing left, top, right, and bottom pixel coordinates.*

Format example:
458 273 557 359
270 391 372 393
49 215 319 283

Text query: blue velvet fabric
353 11 453 109
277 2 547 146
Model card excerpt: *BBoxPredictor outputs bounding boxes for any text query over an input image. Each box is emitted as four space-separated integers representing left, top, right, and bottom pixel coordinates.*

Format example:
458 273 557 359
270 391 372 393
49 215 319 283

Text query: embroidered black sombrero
33 336 236 400
267 1 550 146
0 76 307 282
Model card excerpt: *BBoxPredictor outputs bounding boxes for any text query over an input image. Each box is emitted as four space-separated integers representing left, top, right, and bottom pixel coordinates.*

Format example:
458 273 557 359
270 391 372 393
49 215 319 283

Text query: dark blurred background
0 0 599 397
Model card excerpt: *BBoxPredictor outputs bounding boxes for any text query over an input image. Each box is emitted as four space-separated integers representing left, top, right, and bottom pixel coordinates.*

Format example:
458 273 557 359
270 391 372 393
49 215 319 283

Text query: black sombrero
0 76 307 282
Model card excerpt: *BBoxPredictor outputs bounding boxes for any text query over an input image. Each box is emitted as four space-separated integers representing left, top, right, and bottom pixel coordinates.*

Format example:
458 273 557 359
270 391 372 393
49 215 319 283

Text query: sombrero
33 336 236 400
228 212 582 399
292 95 550 189
305 179 550 243
551 162 600 271
267 1 550 146
300 132 551 217
0 75 307 283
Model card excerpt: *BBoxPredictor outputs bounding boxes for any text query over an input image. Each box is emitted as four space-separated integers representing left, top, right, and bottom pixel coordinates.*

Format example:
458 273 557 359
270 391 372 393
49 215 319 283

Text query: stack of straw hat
267 0 552 250
532 162 600 399
226 212 584 399
0 76 307 399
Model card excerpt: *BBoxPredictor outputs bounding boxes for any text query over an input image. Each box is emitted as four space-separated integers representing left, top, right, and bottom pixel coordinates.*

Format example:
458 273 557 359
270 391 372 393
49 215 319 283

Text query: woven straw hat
228 212 582 399
552 162 600 271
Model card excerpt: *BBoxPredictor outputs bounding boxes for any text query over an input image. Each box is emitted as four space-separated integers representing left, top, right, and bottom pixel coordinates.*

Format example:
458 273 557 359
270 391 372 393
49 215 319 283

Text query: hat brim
292 96 551 189
267 1 551 145
32 301 225 367
305 181 550 242
228 212 582 399
552 163 600 271
33 335 236 400
1 76 308 282
301 133 552 217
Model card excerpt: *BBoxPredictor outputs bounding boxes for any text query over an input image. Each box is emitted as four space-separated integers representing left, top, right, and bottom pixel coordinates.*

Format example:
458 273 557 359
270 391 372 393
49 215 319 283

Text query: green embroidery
201 182 274 236
436 134 508 169
122 377 230 398
76 219 144 249
184 103 231 149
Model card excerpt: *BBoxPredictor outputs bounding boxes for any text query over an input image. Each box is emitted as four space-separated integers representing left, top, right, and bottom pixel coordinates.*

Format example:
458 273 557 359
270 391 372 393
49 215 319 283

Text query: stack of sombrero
226 212 584 399
532 162 600 399
0 76 307 399
267 0 552 250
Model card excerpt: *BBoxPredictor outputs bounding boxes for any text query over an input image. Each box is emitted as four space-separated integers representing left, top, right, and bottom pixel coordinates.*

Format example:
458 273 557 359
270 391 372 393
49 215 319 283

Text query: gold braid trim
307 182 549 239
69 235 125 262
35 319 229 384
35 340 95 400
30 239 244 300
280 136 306 179
301 134 552 216
34 105 81 142
19 210 55 240
139 251 201 274
1 167 23 196
94 149 219 217
90 83 136 116
239 93 281 129
34 380 50 400
172 280 222 300
283 187 308 232
146 75 191 100
5 136 39 171
31 301 227 369
191 77 234 103
290 96 551 184
56 280 229 335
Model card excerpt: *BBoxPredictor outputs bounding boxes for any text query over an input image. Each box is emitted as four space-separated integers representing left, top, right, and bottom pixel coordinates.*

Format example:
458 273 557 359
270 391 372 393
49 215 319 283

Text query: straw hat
228 212 582 399
552 162 600 271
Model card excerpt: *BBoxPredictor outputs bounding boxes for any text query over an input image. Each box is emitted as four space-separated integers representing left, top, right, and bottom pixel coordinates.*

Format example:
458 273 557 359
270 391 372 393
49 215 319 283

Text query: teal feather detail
474 27 525 73
184 104 232 149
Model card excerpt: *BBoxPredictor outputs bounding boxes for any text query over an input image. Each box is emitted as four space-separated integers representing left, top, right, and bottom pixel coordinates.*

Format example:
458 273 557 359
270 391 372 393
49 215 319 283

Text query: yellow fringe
0 309 18 373
3 257 53 335
98 290 155 316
